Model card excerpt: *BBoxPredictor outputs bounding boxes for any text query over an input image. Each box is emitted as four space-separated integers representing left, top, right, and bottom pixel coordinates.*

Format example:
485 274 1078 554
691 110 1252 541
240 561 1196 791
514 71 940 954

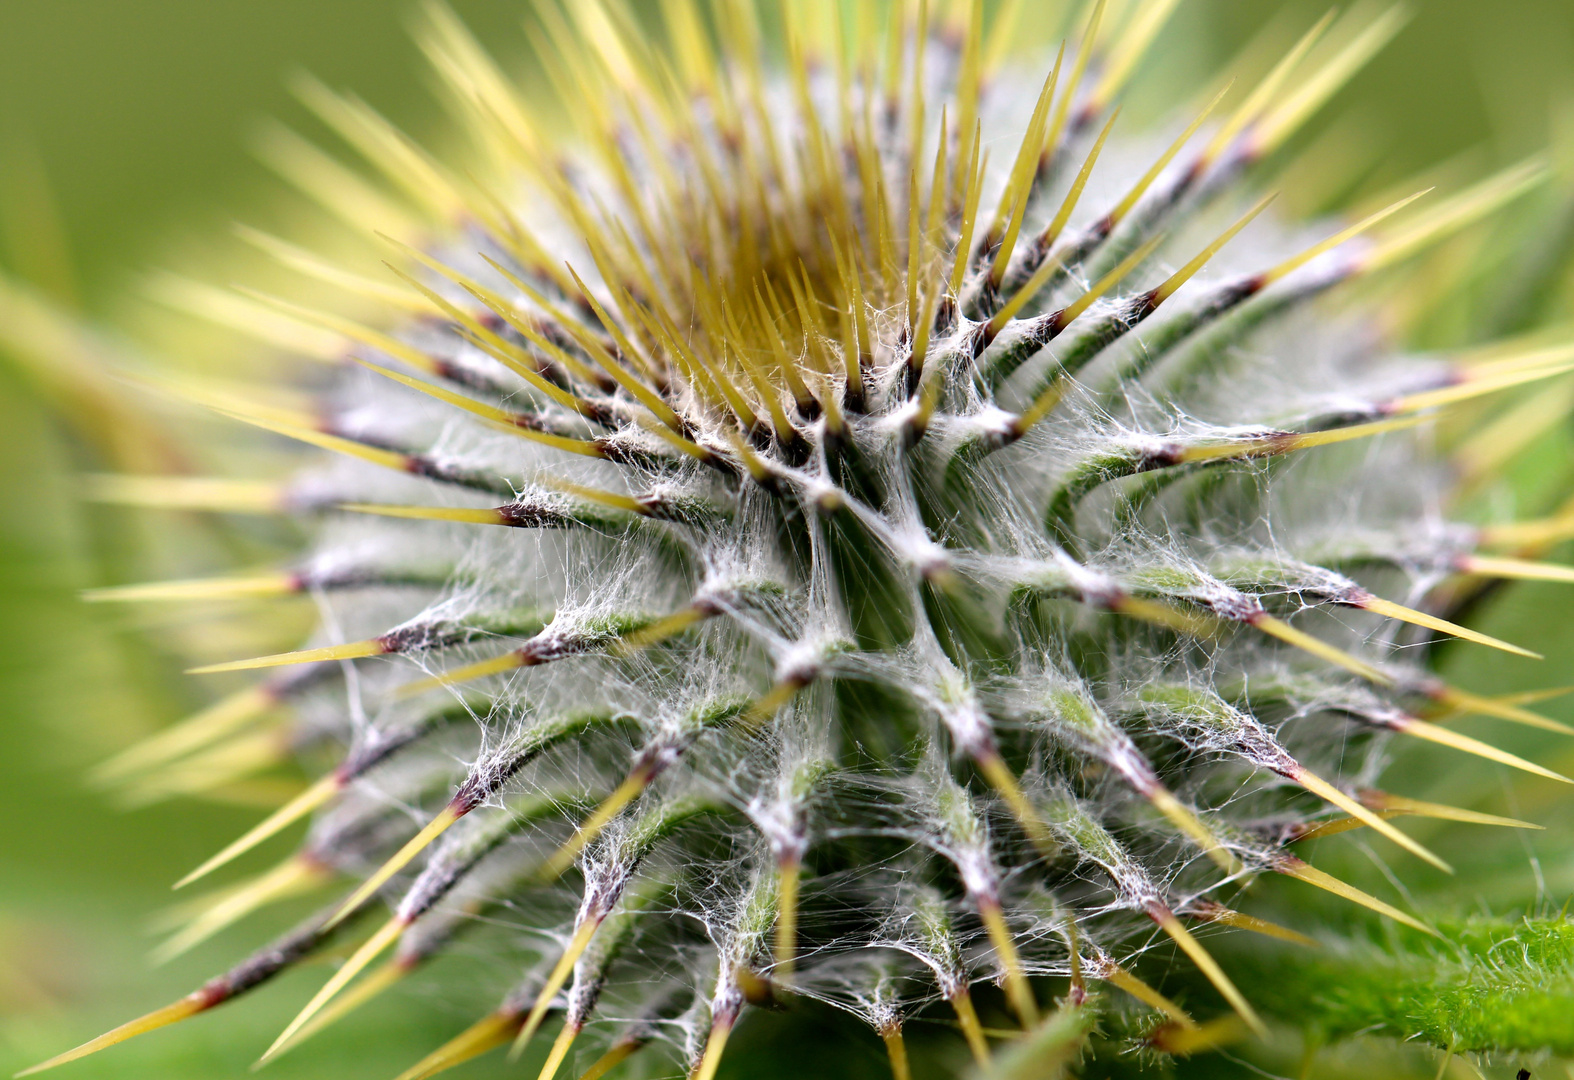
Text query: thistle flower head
33 1 1574 1077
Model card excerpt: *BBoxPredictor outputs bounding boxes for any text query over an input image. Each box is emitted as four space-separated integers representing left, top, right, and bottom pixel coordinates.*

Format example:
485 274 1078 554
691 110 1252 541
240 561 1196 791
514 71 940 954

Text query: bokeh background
1 2 1572 1078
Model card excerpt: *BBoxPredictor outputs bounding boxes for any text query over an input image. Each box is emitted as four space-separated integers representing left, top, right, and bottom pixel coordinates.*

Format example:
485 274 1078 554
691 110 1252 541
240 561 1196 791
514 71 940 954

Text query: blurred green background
0 2 1572 1078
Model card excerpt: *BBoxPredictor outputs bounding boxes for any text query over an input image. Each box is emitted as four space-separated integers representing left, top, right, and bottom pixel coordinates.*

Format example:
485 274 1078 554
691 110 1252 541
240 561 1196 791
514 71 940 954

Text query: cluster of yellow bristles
25 0 1574 1077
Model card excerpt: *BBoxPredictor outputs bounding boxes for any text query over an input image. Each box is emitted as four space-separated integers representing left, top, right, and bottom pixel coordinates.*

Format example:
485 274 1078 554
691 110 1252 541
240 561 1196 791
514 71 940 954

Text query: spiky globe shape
38 2 1574 1078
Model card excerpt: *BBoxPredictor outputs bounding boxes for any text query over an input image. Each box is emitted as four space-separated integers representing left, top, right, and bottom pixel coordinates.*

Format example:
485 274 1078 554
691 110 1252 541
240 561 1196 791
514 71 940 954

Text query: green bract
29 3 1574 1078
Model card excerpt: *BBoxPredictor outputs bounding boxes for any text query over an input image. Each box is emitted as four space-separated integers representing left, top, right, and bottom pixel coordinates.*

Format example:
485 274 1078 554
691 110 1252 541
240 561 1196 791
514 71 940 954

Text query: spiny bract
36 1 1574 1078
